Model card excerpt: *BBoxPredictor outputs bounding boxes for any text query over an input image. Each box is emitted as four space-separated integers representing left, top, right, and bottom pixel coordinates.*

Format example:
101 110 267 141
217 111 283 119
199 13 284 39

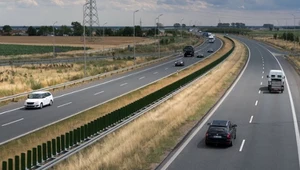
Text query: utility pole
292 14 296 49
83 2 89 77
157 14 163 58
133 10 139 65
181 18 184 42
102 22 107 37
52 21 57 58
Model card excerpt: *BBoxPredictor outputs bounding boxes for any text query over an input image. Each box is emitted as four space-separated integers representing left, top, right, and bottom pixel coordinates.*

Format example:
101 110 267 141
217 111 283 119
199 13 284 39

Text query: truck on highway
208 35 215 43
267 69 285 93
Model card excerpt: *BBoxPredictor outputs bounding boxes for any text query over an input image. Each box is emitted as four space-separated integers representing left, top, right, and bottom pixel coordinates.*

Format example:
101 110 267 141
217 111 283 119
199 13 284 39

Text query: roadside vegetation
0 35 229 164
54 38 247 170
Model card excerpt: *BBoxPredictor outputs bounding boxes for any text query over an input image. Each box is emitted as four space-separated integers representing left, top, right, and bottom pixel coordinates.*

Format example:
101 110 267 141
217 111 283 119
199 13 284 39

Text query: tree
71 21 83 36
37 26 52 36
174 23 180 29
134 26 142 37
182 24 186 28
273 33 277 39
147 28 155 36
123 27 133 36
58 25 72 36
3 25 12 34
27 26 37 36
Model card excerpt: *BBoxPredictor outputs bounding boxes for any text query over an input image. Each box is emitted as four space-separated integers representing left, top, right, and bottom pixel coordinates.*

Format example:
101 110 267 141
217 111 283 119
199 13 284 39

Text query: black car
207 48 214 53
196 52 204 58
183 46 194 57
205 120 237 146
175 60 184 66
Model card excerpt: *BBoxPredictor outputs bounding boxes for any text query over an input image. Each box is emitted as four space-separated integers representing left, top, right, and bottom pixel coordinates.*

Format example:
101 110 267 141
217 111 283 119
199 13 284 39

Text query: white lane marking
139 76 145 80
2 118 24 127
263 67 264 70
255 100 258 106
154 72 158 74
262 71 264 74
0 107 23 116
120 83 128 87
259 90 261 94
165 68 168 70
249 116 253 123
57 102 72 108
94 91 104 96
239 139 246 152
160 39 251 170
262 76 264 79
260 82 263 85
261 45 300 167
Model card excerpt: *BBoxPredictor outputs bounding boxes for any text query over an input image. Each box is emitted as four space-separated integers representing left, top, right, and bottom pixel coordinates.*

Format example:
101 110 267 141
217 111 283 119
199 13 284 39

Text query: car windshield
28 93 43 99
209 126 227 132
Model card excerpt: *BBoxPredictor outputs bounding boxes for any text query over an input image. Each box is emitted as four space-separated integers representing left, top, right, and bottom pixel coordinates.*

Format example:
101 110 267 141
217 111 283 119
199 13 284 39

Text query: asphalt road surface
0 38 222 144
157 35 300 170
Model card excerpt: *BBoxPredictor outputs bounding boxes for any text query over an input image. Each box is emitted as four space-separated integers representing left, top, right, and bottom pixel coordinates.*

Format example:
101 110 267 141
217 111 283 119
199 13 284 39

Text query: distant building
263 24 274 29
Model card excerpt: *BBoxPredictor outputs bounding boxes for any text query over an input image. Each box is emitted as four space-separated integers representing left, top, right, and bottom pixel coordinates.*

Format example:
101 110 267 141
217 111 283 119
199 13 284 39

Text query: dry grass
54 38 247 170
254 37 300 52
0 36 229 163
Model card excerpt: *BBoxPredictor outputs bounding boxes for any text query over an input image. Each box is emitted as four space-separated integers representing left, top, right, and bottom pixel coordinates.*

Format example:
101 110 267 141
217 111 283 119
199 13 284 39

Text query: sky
0 0 300 27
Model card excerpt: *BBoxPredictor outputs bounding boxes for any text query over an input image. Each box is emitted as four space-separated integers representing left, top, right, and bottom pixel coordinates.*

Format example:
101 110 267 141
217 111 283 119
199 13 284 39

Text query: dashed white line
249 116 254 123
94 91 104 96
262 76 264 79
165 68 168 70
263 67 264 70
154 72 158 74
2 118 24 127
57 102 72 108
259 90 261 94
263 64 264 67
120 83 128 87
262 71 264 74
239 139 246 152
139 76 145 80
260 82 263 85
255 100 258 106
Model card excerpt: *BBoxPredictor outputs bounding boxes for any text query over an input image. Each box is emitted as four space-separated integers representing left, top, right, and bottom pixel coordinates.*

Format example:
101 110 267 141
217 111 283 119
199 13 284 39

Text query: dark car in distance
205 120 237 146
207 48 214 53
175 59 185 66
196 52 204 58
183 46 194 57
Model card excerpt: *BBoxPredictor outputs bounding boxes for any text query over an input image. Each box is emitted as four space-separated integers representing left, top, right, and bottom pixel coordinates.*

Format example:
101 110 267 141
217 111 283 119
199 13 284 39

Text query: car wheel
229 141 233 147
49 100 53 106
205 141 209 146
40 103 43 109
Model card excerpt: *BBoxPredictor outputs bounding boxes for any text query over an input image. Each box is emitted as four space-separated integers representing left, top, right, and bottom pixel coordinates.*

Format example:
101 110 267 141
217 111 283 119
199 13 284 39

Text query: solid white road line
259 90 261 94
260 82 263 85
57 102 72 108
94 91 104 96
239 139 246 152
261 46 300 168
165 68 168 70
139 76 145 80
120 83 128 87
2 118 24 127
160 40 251 170
154 72 158 74
255 100 258 106
249 116 253 123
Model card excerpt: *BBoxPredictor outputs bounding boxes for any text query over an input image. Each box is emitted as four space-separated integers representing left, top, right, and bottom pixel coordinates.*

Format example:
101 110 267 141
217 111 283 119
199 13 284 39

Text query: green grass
249 29 300 37
0 44 86 56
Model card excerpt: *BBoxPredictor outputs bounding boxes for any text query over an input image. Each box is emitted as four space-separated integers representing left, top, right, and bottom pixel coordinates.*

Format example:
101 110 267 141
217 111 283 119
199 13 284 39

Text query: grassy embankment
0 36 228 164
0 37 201 98
54 37 247 170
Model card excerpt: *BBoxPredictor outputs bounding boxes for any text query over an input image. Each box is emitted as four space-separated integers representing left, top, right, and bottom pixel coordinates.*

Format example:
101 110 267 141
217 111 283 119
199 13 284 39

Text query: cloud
16 0 38 7
51 0 64 6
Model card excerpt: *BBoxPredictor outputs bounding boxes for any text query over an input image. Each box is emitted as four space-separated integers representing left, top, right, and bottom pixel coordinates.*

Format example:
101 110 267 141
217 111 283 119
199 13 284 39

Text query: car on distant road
205 120 237 146
207 48 214 53
196 52 204 58
24 91 54 109
183 46 194 57
175 59 185 66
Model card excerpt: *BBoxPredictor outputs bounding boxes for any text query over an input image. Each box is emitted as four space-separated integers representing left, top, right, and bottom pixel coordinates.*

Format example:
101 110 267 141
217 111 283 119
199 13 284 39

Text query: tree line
273 32 299 43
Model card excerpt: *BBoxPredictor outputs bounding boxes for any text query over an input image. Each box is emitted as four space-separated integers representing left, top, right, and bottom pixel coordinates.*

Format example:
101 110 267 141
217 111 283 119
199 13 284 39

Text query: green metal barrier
20 153 25 170
27 150 31 169
2 161 7 170
14 156 19 170
32 147 37 167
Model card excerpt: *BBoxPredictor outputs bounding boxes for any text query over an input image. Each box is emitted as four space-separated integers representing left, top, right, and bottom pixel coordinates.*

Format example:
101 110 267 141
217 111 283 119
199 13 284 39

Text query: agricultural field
0 44 83 56
248 29 300 37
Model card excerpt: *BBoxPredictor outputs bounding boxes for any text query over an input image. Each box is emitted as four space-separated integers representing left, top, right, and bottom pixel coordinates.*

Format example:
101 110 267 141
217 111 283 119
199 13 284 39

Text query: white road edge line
259 44 300 168
57 102 72 108
255 100 258 106
160 40 251 170
239 139 246 152
94 91 104 96
139 76 145 80
249 116 253 123
120 83 128 87
2 118 24 127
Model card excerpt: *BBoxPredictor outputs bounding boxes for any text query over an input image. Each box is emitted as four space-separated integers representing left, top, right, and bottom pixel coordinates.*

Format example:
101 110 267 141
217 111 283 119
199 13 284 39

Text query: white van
267 70 285 93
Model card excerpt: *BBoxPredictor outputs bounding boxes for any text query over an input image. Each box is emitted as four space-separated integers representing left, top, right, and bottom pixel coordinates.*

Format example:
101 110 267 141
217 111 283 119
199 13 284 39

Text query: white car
24 91 54 109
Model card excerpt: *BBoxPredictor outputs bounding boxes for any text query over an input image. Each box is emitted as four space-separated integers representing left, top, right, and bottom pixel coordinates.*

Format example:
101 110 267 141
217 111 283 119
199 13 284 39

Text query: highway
157 36 300 170
0 38 222 144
